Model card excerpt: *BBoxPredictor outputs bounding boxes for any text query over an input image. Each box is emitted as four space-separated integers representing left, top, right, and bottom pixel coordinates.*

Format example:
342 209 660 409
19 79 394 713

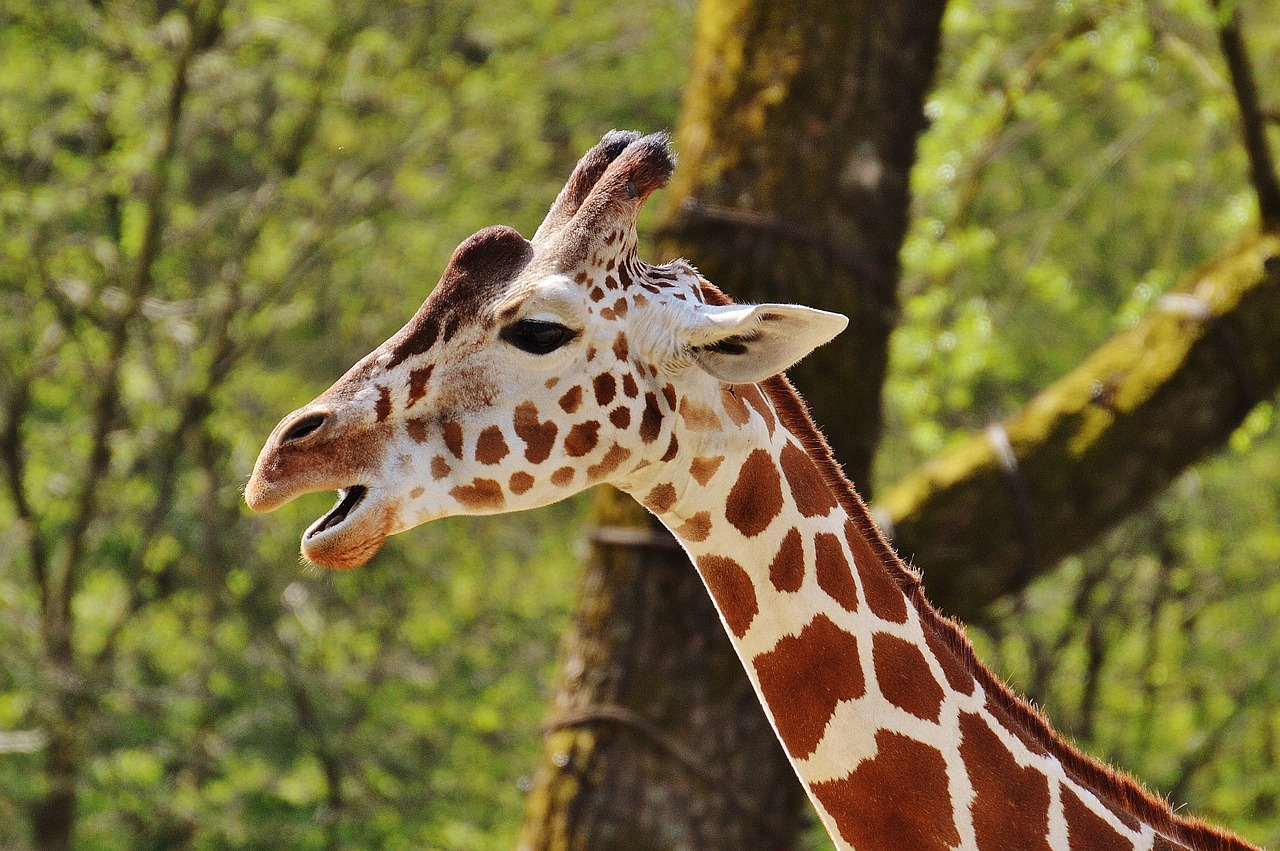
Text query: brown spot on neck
676 511 711 542
843 517 908 623
814 532 858 612
697 554 757 638
768 528 805 593
1063 785 1134 851
873 632 945 723
689 455 725 486
780 441 837 517
721 385 750 426
960 711 1053 851
811 731 959 851
752 614 864 759
679 396 724 432
725 450 783 538
644 482 677 512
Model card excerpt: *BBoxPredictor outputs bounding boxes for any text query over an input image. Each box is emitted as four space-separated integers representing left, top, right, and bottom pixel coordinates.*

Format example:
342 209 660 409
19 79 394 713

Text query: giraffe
245 132 1260 851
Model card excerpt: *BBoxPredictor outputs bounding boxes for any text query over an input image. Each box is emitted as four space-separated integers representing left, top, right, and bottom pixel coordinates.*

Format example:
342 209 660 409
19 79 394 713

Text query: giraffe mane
695 280 1258 851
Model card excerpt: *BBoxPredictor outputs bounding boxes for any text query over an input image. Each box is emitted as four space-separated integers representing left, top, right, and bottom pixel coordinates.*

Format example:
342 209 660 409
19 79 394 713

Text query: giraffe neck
626 375 1255 851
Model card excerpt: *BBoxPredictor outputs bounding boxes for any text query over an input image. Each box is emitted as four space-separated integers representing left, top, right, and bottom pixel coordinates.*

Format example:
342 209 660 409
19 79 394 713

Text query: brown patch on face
410 486 425 499
779 441 837 517
644 482 677 512
508 471 534 495
721 386 750 426
443 420 465 459
621 372 638 398
559 385 583 414
407 366 433 408
551 466 575 487
564 421 601 457
375 385 393 422
639 392 663 443
660 432 679 462
612 332 629 361
960 711 1053 851
406 417 430 444
544 376 559 389
812 730 960 851
697 555 757 638
873 632 945 723
1063 786 1133 851
589 286 605 302
611 296 628 317
514 402 558 464
737 383 775 434
690 455 725 486
431 456 450 480
844 518 908 623
586 346 597 361
679 396 723 432
676 511 711 542
450 478 505 511
725 449 783 538
475 426 509 465
753 614 864 759
587 444 631 480
768 528 805 593
923 621 974 697
593 373 616 406
815 532 859 612
609 406 631 428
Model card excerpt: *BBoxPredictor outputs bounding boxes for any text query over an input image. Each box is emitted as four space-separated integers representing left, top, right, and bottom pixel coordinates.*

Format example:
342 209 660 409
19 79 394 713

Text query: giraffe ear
687 303 849 384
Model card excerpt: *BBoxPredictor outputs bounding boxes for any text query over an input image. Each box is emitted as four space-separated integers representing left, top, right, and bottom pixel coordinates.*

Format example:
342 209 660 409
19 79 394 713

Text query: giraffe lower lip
307 486 368 538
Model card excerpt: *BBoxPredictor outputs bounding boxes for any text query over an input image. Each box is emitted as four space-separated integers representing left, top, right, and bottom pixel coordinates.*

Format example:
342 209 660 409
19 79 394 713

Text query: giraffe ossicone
246 132 1258 851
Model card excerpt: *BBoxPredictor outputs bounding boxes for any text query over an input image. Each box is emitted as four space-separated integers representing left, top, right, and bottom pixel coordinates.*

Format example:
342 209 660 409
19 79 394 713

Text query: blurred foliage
0 0 1276 849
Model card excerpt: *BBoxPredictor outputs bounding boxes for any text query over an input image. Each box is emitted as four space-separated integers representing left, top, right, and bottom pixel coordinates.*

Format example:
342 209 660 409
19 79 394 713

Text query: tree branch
880 233 1280 620
1213 0 1280 228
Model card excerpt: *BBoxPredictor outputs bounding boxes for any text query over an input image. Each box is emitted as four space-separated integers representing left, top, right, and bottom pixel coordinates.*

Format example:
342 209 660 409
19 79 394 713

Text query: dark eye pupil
502 319 574 355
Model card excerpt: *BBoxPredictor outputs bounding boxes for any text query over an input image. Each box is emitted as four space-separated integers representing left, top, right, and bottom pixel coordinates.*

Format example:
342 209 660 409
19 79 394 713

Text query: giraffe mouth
305 485 369 541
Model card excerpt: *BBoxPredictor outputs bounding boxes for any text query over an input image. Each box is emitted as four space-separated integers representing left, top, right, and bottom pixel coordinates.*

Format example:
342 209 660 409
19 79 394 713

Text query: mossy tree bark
882 234 1280 622
518 0 948 847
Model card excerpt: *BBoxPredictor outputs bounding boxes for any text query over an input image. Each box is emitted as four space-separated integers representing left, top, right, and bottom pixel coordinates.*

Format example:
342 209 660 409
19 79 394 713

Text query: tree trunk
518 1 948 847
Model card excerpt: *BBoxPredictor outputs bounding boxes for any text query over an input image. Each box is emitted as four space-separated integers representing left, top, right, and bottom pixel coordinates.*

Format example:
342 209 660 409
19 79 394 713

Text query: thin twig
1213 0 1280 228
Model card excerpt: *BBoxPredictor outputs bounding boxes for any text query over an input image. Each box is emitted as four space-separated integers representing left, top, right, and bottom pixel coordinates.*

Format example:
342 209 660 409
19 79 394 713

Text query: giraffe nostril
281 412 328 444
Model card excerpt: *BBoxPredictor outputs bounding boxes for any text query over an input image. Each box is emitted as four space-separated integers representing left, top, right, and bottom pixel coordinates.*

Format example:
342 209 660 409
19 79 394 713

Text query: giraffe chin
299 486 393 570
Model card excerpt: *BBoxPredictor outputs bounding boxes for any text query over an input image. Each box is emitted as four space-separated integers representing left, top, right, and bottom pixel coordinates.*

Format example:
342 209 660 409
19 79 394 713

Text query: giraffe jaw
299 484 394 570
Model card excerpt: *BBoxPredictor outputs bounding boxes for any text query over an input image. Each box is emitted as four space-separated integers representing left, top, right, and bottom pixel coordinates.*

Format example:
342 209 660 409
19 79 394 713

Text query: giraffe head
245 131 847 568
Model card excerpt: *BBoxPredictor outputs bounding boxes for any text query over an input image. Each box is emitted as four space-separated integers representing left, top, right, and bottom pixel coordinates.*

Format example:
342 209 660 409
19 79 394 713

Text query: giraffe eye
501 319 577 355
